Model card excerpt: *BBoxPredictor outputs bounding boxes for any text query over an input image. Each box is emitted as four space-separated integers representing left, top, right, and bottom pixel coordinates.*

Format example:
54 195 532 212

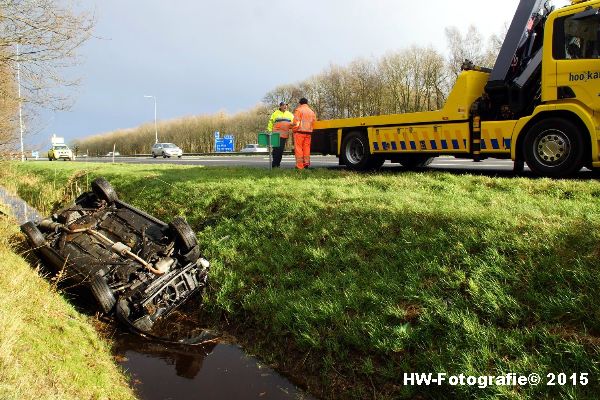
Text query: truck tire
524 118 584 177
90 274 116 314
341 131 376 171
20 222 46 248
397 155 435 170
169 217 197 253
91 177 118 203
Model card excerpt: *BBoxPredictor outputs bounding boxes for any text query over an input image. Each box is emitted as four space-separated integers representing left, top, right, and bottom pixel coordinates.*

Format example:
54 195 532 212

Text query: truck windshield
54 145 68 150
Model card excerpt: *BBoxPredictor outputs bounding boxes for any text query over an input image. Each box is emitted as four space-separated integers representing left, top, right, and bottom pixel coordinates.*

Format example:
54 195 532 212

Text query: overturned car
20 177 209 333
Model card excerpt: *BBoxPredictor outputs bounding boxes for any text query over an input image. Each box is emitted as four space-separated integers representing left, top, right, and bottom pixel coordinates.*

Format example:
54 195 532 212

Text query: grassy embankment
0 185 135 398
2 161 600 400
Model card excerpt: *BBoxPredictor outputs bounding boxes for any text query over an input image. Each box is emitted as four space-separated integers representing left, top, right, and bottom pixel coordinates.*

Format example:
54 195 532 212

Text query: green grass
2 161 600 399
0 202 135 399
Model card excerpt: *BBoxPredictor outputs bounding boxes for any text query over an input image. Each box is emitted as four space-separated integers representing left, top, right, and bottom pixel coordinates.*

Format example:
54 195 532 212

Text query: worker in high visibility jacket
292 98 316 169
267 102 294 168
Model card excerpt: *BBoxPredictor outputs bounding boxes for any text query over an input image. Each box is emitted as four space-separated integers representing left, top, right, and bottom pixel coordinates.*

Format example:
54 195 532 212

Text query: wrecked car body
20 177 209 332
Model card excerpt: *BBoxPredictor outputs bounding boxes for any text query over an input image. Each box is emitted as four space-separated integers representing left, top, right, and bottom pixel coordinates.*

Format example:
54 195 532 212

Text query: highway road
51 155 597 177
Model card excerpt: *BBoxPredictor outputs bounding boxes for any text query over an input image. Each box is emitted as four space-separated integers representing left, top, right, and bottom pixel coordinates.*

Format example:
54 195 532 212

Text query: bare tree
0 0 93 152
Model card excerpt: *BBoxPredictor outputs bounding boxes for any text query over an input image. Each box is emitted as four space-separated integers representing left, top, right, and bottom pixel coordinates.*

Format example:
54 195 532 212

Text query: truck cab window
554 11 600 60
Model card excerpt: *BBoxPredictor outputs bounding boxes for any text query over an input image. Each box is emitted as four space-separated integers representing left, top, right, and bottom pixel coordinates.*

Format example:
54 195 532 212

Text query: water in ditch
1 186 314 400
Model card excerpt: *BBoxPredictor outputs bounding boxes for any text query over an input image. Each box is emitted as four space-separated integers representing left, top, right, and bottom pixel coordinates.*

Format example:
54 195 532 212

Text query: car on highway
240 144 268 153
20 177 210 332
152 143 183 158
106 151 121 157
48 144 74 161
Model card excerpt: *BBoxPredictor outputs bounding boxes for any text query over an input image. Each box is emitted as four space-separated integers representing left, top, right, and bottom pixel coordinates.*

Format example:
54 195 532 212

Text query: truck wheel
20 222 46 248
524 118 584 177
341 131 375 171
169 217 197 253
397 155 435 170
90 274 116 314
91 177 118 202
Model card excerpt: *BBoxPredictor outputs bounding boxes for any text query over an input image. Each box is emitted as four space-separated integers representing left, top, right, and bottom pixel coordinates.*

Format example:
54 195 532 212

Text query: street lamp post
144 95 158 144
16 43 25 162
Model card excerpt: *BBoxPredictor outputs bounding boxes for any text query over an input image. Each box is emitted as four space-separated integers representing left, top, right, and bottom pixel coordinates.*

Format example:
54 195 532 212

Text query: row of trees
74 107 271 156
74 24 505 156
0 0 93 153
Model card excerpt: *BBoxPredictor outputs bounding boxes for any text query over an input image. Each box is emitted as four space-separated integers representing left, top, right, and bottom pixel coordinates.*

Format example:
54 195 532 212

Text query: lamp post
16 43 25 162
144 95 158 144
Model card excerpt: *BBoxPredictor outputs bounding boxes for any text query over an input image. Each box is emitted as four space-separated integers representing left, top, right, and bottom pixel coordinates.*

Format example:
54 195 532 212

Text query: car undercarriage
20 177 210 333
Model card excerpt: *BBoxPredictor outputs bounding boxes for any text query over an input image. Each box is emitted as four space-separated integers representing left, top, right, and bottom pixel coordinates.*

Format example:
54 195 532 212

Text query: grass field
0 200 135 399
2 161 600 399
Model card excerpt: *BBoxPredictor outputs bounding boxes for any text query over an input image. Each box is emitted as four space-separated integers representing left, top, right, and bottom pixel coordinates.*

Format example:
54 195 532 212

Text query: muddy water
0 186 42 224
114 333 313 400
1 187 315 400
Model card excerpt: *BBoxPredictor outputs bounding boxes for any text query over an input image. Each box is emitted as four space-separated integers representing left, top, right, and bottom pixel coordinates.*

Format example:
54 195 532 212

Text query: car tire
178 156 182 159
91 177 118 203
169 217 197 253
90 274 116 314
162 152 167 158
524 118 584 177
20 222 46 248
152 153 157 158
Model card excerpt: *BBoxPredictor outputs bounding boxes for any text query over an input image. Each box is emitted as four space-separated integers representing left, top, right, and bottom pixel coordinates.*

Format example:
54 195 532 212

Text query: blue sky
29 0 571 148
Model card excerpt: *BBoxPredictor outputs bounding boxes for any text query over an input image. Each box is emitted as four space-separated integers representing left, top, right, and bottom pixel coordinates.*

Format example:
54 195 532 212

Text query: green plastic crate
258 132 280 147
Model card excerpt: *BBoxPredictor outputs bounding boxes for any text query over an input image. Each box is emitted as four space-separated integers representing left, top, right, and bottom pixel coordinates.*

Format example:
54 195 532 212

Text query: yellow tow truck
312 0 600 177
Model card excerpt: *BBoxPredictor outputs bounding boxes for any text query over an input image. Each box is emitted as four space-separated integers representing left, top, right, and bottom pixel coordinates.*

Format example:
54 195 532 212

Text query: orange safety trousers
294 132 311 169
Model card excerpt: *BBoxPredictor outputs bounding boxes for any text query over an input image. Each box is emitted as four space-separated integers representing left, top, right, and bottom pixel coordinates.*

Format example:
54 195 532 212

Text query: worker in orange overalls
292 98 316 170
267 102 294 168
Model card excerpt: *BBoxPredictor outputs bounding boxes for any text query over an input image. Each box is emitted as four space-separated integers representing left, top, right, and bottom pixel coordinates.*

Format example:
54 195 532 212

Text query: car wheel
20 222 46 248
90 274 116 314
162 152 167 158
169 216 197 253
91 177 118 203
397 155 435 170
178 156 182 158
524 118 584 177
152 153 157 158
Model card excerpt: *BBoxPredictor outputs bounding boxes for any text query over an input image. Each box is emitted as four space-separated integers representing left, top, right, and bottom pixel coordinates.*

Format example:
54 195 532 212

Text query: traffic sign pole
268 133 272 171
